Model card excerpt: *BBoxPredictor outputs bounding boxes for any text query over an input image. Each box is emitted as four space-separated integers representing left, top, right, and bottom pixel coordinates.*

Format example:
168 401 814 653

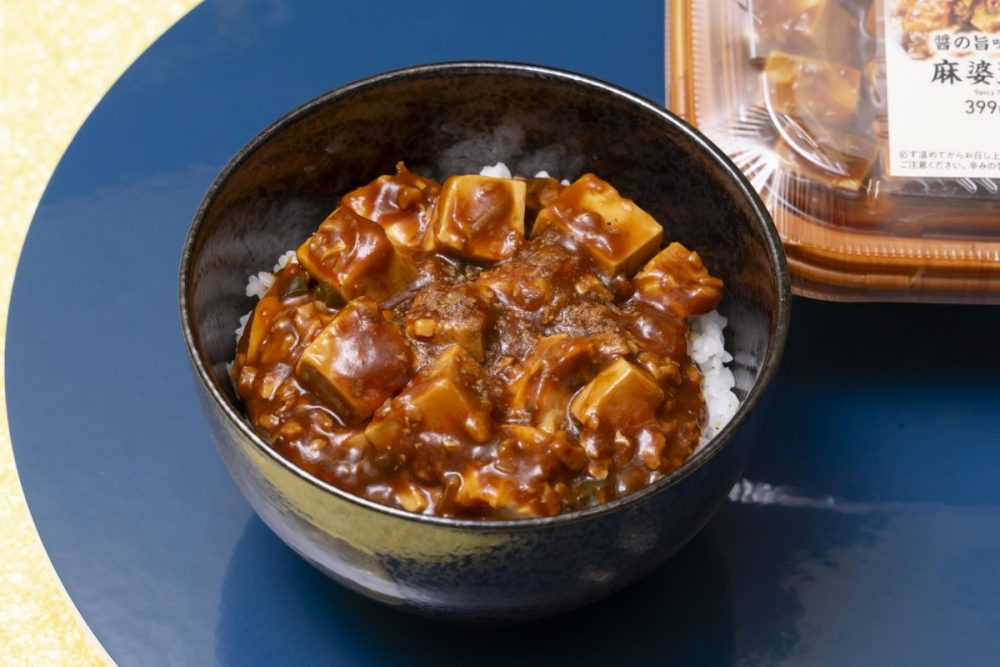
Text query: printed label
884 0 1000 178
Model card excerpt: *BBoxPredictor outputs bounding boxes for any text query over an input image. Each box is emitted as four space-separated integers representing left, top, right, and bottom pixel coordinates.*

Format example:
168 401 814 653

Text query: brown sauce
232 164 723 519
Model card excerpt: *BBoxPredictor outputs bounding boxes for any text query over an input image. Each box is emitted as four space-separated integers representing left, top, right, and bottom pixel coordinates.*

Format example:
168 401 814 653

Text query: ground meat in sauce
232 164 724 519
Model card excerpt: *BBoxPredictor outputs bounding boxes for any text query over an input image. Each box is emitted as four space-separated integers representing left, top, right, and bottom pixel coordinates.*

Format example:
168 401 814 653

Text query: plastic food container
668 0 1000 302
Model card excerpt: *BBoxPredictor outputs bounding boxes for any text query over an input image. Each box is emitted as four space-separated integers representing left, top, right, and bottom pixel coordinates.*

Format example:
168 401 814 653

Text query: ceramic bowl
179 61 790 621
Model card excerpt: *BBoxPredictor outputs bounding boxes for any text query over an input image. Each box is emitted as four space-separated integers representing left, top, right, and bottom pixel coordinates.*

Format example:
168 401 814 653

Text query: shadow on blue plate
214 482 896 667
215 517 736 665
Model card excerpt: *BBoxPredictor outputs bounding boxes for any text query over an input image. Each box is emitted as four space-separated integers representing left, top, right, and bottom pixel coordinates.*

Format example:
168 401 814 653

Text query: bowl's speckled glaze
179 62 790 621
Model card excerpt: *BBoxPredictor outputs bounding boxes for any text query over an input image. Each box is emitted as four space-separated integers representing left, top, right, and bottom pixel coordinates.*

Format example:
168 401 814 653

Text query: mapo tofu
232 167 726 519
891 0 1000 59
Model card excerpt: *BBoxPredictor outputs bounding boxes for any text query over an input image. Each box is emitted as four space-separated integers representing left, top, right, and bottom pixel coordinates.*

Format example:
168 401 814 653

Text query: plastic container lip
667 0 1000 303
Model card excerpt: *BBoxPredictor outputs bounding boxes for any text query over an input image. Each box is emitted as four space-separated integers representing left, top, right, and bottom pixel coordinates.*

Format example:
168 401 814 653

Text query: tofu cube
365 346 493 449
773 130 877 193
532 173 663 276
864 1 876 35
508 335 595 431
452 467 508 512
295 297 413 423
570 358 664 431
427 175 526 262
296 206 416 305
500 424 587 473
973 3 1000 32
764 51 861 128
754 1 858 64
901 0 957 35
633 242 724 318
520 176 564 227
864 58 886 111
404 283 492 361
340 163 440 251
754 0 823 38
239 294 282 365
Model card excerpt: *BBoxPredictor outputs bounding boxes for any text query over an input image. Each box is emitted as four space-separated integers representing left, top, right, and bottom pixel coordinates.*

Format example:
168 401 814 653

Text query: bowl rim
179 60 791 531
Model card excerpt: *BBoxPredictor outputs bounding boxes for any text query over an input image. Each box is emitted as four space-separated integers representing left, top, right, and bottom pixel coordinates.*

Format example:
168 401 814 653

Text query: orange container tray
668 0 1000 303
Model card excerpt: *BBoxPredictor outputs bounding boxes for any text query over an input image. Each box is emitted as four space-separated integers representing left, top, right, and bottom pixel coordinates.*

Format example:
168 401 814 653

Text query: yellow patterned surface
0 2 201 663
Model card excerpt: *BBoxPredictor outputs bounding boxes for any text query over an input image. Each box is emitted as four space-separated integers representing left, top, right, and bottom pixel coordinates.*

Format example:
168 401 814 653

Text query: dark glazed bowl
179 62 790 621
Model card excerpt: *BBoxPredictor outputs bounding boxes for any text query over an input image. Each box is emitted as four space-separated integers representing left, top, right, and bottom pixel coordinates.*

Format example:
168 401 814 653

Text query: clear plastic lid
668 0 1000 302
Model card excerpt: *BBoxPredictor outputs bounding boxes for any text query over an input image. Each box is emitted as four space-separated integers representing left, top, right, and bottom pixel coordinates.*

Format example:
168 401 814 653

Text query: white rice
689 309 739 445
480 164 572 186
479 162 513 179
237 165 739 443
234 312 252 342
244 272 275 300
235 250 299 340
243 249 298 301
273 249 297 271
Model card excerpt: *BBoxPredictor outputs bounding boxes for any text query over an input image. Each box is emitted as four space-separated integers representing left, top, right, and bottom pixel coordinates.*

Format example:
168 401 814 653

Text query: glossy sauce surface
232 166 723 518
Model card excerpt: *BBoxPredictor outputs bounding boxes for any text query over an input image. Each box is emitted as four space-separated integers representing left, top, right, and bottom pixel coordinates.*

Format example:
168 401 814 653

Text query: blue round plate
8 1 1000 664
